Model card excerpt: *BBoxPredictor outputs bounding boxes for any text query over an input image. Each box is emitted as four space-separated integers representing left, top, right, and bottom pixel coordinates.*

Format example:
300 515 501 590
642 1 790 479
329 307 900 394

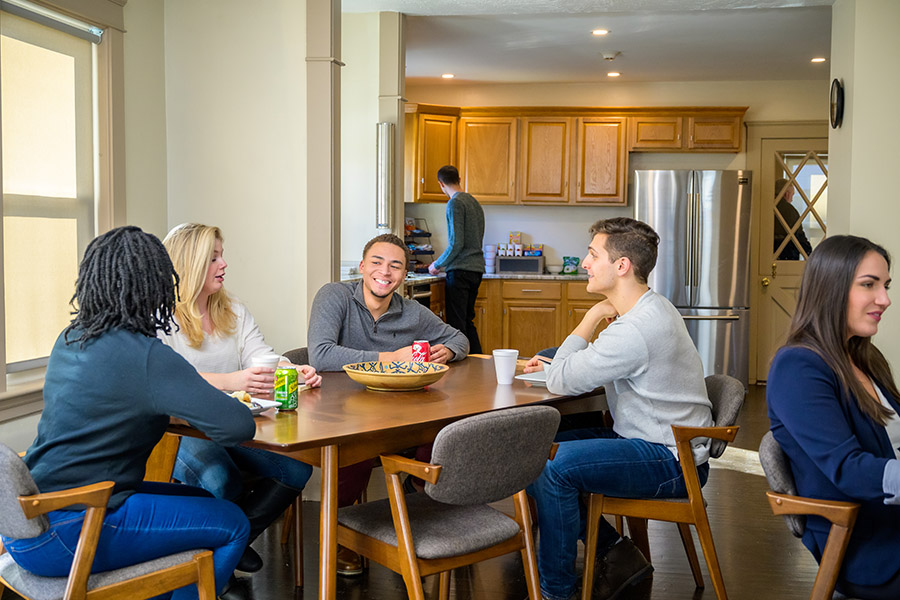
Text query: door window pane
773 152 828 261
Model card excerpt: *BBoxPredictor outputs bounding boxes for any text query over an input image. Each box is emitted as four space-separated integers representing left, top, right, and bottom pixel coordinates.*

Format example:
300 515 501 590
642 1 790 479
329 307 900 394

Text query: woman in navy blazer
768 235 900 599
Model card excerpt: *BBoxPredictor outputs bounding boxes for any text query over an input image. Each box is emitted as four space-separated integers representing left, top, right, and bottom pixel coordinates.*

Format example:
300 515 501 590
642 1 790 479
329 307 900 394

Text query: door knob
761 277 770 287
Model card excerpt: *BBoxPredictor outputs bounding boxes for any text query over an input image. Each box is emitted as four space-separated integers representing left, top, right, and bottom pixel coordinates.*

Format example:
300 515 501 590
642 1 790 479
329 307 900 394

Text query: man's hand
571 299 618 342
379 346 414 362
523 356 547 373
428 263 440 276
429 344 453 364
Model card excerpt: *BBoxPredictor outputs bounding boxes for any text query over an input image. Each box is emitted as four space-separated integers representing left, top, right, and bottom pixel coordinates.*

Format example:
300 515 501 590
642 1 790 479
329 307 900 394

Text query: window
0 0 120 392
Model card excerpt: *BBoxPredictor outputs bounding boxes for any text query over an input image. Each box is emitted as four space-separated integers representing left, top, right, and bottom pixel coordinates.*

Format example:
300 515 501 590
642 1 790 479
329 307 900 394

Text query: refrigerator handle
685 179 693 289
693 184 701 289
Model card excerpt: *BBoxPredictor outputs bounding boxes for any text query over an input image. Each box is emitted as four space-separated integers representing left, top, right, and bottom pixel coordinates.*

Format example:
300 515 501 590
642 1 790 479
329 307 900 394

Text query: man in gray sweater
523 218 712 600
306 233 468 575
308 232 468 371
428 165 485 353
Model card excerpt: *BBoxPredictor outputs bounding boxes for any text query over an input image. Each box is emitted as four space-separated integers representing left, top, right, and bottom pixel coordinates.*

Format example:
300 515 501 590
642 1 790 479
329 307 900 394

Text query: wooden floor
2 385 822 600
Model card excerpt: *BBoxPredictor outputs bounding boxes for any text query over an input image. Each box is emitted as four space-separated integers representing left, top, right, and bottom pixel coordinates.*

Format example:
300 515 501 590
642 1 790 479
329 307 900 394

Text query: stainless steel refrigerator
633 170 752 387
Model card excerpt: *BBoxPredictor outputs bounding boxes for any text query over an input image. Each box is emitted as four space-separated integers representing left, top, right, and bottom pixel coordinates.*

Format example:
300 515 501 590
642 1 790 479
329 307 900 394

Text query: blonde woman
160 223 320 574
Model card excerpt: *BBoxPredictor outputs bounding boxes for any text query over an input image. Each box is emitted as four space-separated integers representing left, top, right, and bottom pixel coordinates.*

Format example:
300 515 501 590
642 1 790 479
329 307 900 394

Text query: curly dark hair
64 226 180 346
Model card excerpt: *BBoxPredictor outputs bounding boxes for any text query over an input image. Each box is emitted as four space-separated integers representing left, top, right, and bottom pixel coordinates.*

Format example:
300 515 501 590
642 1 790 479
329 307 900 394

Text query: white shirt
875 382 900 459
158 300 286 376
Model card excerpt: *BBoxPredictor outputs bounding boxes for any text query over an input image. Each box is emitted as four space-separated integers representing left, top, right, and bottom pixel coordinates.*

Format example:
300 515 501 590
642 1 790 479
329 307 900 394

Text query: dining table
168 354 606 600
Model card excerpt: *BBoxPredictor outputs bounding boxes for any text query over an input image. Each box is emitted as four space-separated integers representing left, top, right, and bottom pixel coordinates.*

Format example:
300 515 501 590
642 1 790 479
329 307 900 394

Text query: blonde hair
163 223 236 348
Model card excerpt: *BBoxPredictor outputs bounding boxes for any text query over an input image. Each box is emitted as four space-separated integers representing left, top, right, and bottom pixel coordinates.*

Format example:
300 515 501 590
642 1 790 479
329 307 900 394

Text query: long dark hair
64 226 180 346
786 235 898 424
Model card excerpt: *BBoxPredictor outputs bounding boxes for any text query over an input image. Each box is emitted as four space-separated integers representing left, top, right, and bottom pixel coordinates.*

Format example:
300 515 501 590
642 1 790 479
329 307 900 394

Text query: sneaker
591 537 654 600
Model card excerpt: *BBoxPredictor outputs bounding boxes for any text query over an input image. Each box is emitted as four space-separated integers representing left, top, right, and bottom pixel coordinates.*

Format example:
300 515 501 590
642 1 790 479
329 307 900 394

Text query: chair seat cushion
0 549 203 600
337 492 521 560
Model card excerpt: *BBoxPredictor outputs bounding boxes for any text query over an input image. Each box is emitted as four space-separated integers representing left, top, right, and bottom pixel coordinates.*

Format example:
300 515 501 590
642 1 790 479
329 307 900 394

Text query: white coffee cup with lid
250 353 281 370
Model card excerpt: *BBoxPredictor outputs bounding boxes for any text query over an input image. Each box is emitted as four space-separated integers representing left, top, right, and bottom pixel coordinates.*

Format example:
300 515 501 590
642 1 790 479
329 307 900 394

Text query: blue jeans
1 482 248 599
527 428 709 600
174 437 312 500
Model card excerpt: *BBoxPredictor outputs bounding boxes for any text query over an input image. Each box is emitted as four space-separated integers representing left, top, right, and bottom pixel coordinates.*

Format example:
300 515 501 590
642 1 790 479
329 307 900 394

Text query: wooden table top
170 355 603 464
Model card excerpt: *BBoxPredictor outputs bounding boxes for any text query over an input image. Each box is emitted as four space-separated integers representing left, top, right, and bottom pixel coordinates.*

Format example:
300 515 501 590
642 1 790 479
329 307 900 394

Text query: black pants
445 269 483 354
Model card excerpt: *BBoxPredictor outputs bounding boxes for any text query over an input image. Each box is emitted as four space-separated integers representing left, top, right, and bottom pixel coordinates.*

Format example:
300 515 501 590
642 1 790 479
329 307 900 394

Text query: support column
378 12 406 236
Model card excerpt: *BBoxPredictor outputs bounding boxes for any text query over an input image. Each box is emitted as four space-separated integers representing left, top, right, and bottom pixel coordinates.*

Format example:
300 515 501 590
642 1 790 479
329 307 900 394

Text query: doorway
747 123 828 383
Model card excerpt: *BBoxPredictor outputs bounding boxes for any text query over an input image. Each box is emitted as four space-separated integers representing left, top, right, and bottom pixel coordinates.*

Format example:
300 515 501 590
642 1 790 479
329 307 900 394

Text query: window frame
0 0 125 399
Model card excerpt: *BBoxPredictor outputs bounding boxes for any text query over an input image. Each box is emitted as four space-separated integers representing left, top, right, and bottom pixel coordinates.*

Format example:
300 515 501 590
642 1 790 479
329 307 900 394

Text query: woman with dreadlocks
159 222 319 574
1 226 255 600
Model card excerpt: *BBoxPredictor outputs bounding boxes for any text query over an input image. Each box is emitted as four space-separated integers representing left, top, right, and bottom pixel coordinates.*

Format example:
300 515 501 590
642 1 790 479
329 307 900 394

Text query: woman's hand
230 367 276 397
296 364 322 388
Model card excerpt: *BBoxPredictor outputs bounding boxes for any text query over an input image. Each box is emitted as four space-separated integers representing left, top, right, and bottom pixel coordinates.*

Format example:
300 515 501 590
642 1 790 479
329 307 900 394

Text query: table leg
319 444 338 600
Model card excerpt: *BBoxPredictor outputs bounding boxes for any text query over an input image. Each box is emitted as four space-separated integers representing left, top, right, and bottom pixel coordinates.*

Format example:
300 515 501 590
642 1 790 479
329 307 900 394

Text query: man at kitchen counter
428 164 485 353
307 233 469 576
523 217 712 600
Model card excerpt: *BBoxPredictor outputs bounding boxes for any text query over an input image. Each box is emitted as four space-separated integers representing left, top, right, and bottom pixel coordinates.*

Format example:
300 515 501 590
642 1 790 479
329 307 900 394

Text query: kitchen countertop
340 273 588 283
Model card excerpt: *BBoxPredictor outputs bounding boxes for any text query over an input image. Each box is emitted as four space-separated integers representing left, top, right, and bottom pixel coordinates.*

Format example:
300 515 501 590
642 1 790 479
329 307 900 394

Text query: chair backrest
282 347 309 366
426 405 560 506
0 444 48 539
705 374 745 458
759 431 805 537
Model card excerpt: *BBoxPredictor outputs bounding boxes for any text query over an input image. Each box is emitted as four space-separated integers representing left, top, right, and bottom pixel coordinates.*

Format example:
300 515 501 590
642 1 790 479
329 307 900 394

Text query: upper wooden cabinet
404 104 460 203
628 116 683 150
575 117 627 205
458 117 518 204
519 118 572 204
627 109 746 152
687 115 742 151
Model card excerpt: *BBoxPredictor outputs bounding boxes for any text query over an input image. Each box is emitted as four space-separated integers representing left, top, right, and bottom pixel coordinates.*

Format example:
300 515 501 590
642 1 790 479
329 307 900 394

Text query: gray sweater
308 280 469 371
433 191 485 273
546 290 713 464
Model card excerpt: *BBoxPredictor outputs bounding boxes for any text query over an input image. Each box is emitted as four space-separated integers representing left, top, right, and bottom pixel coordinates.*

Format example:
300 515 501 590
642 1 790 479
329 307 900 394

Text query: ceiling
341 0 835 84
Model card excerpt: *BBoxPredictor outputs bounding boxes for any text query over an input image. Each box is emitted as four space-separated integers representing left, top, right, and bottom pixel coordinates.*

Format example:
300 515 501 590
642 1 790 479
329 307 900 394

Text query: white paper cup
250 353 281 370
492 349 519 385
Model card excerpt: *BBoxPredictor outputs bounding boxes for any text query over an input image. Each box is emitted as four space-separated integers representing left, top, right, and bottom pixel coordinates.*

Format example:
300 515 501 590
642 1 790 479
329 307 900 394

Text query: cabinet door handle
521 289 542 293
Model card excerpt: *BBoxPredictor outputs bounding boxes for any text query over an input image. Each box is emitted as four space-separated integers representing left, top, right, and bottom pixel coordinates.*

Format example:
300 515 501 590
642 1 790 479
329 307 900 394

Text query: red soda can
411 340 431 362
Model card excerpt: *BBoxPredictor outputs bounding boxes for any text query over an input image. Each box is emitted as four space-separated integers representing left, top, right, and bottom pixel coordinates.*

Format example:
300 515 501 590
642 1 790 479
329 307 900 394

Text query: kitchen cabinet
430 280 445 321
474 281 500 354
519 117 572 203
565 283 609 340
687 115 742 151
458 117 518 204
574 117 627 205
627 109 746 152
500 281 563 357
628 116 683 150
404 104 460 203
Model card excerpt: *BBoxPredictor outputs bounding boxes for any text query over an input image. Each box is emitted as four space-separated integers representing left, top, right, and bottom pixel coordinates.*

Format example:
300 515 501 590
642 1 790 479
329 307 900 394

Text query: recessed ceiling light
811 57 827 63
607 72 621 77
441 73 455 79
592 29 609 36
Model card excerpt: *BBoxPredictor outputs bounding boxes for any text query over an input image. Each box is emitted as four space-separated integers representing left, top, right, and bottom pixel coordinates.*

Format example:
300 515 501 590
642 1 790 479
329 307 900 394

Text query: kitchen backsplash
405 203 632 265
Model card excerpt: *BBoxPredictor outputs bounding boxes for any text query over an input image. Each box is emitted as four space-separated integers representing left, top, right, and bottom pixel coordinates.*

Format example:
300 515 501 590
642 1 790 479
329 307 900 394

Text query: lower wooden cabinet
472 279 605 355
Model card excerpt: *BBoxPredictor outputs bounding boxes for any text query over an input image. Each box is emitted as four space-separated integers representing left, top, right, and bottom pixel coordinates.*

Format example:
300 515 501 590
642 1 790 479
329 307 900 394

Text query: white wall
405 79 826 265
123 0 168 239
162 0 308 353
341 13 381 263
830 0 900 365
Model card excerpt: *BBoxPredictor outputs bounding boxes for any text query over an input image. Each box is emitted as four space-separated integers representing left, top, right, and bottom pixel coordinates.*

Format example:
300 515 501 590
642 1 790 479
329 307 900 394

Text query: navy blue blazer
768 346 900 587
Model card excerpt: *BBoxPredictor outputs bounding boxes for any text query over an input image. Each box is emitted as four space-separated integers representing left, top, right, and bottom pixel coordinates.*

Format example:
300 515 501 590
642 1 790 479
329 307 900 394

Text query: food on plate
229 390 252 404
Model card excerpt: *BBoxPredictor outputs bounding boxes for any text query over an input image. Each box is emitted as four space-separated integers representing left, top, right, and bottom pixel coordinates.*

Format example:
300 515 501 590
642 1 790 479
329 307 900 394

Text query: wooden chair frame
338 445 557 600
582 424 739 600
0 480 215 600
766 491 859 600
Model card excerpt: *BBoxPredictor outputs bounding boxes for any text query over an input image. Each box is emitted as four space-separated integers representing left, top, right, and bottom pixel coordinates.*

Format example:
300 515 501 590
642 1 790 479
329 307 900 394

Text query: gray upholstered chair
582 374 745 600
759 431 860 600
0 444 216 600
336 405 560 600
282 347 309 366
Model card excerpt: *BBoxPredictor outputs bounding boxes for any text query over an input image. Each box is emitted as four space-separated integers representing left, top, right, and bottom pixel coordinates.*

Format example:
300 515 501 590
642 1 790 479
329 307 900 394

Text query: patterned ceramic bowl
342 361 450 391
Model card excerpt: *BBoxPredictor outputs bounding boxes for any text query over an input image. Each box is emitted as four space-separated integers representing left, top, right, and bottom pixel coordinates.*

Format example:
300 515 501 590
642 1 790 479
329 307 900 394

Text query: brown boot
337 544 363 576
591 537 653 600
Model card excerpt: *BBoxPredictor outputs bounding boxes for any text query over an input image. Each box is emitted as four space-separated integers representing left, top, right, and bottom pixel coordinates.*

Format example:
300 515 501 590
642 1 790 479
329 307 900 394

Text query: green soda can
274 366 299 410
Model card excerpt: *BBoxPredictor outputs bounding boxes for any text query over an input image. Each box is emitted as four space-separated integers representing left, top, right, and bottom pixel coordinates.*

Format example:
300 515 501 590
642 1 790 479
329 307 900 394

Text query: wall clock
830 78 844 129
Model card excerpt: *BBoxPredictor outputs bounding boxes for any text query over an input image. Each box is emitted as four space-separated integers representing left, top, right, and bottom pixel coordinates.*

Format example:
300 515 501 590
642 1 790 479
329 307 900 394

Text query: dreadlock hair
65 226 179 346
